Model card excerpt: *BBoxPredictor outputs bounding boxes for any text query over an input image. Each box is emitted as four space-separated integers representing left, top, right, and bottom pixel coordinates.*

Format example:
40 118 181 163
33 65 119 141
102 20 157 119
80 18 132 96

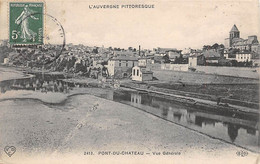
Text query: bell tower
229 24 240 46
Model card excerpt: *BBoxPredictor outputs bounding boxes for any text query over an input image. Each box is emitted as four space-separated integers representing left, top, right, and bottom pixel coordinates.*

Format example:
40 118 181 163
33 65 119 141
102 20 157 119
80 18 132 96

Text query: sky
1 0 260 50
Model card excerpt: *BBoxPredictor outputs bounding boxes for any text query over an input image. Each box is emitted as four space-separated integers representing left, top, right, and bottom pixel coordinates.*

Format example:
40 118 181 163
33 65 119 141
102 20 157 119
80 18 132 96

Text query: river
0 72 259 153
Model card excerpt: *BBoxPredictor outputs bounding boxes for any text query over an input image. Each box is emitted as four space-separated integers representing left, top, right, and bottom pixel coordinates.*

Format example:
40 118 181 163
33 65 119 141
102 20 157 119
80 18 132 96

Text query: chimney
139 45 141 56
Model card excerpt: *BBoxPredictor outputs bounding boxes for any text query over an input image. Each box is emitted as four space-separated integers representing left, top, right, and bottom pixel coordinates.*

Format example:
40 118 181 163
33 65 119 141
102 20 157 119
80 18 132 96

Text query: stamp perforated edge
7 0 46 46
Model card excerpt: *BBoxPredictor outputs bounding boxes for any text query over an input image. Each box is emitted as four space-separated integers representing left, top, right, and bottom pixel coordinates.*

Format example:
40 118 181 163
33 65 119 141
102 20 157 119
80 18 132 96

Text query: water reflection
131 94 142 108
227 124 239 142
0 73 88 94
110 91 259 151
173 112 182 122
161 107 169 118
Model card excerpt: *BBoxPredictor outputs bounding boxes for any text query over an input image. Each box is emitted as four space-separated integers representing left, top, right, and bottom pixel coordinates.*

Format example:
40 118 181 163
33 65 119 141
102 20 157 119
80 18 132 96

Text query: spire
230 24 239 32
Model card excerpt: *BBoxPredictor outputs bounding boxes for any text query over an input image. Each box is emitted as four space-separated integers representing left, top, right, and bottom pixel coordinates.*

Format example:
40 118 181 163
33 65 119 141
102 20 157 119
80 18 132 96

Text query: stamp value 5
9 2 44 45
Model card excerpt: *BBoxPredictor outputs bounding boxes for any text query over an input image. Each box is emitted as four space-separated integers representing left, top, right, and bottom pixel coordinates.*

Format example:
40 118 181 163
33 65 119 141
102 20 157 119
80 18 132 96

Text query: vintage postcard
0 0 259 163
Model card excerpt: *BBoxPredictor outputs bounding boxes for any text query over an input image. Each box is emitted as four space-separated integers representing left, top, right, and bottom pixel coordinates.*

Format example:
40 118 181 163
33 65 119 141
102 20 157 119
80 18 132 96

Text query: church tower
229 24 240 46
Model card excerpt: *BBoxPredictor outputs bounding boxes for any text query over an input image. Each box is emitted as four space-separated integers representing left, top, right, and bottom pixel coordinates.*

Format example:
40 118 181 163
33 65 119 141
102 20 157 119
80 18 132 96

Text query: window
140 73 142 77
126 61 128 67
119 60 121 67
133 69 135 76
137 69 139 76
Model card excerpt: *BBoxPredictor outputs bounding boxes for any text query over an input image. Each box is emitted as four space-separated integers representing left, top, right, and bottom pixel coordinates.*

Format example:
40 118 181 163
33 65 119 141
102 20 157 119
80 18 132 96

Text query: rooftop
203 50 221 58
110 56 138 61
230 24 239 32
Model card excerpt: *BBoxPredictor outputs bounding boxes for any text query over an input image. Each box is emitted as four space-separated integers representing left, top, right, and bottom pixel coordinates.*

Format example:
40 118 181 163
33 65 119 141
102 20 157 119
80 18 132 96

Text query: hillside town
0 25 260 82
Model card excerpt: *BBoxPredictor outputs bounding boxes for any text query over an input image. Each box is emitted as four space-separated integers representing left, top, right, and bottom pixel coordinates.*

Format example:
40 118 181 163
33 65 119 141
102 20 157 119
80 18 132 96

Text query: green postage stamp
9 2 44 45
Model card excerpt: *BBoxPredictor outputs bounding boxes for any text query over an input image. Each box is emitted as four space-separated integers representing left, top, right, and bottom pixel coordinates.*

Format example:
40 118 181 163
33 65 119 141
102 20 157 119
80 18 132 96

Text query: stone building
107 56 138 78
224 24 259 52
138 57 154 67
188 55 197 67
132 66 153 81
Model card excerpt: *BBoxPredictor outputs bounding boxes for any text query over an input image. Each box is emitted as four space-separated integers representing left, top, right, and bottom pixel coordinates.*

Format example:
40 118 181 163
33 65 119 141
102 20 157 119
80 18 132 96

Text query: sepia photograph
0 0 259 163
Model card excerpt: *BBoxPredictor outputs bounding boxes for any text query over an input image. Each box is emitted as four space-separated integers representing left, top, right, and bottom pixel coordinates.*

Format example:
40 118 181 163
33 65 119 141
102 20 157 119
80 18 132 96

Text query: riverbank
121 80 259 109
0 65 259 114
120 82 259 116
0 93 258 164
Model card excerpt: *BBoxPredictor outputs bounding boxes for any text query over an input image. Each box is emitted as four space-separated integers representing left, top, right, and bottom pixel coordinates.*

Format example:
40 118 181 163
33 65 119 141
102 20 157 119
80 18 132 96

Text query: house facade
224 52 252 62
224 53 236 60
188 56 197 67
138 57 154 67
107 56 138 78
203 49 221 65
235 53 251 62
132 66 153 81
3 58 9 64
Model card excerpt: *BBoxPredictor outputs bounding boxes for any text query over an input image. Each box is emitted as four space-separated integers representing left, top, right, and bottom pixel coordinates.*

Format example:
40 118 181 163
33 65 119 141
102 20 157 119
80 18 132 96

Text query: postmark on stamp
9 2 44 45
